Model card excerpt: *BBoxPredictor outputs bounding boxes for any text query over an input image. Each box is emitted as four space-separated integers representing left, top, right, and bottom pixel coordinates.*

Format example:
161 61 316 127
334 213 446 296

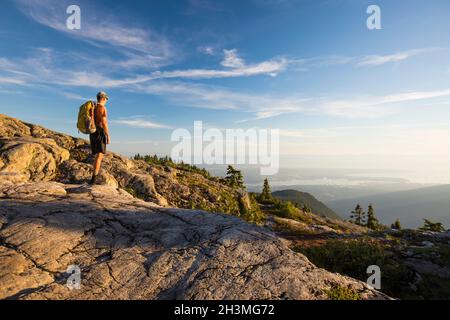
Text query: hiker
89 91 110 185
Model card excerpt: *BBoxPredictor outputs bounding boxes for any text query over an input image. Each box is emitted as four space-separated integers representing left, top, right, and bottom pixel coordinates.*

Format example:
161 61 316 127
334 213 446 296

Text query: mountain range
272 189 342 220
327 185 450 228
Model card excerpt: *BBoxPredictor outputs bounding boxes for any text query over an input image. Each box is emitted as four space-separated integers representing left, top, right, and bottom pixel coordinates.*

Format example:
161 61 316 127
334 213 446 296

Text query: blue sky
1 0 450 181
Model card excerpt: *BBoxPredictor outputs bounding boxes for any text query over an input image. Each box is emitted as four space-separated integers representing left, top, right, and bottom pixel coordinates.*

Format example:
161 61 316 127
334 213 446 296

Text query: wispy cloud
357 49 435 67
132 81 308 116
111 116 173 129
0 46 287 91
2 47 450 121
290 48 436 71
13 0 174 69
198 46 216 55
0 76 25 85
147 49 288 79
58 91 89 101
133 81 450 121
221 49 245 68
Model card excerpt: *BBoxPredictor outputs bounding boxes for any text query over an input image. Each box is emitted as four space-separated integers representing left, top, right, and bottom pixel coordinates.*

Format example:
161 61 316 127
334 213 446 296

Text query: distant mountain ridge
327 184 450 228
272 189 342 220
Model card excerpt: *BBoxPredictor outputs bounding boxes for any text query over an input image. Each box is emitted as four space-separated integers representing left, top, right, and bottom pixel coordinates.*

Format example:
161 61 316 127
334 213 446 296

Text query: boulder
0 137 70 181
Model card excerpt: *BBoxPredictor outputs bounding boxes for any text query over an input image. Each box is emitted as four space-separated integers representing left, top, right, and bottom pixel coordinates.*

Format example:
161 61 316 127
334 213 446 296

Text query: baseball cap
97 91 109 101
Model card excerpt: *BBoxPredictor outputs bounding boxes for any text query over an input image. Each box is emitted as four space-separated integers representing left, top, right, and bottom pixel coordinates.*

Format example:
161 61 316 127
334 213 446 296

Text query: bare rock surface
0 182 387 300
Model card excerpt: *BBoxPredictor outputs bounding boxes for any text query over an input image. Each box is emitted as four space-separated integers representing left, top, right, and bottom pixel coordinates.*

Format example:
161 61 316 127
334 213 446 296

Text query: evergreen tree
366 204 380 230
391 219 402 230
302 203 312 213
350 204 366 226
260 178 273 202
419 219 445 232
225 165 244 188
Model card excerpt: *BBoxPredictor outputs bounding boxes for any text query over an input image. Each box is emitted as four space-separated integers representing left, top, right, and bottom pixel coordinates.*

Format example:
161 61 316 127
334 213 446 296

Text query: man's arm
101 107 110 144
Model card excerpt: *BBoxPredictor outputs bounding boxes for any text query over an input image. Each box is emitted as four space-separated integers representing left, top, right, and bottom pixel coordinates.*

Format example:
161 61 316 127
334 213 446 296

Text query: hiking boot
89 174 98 185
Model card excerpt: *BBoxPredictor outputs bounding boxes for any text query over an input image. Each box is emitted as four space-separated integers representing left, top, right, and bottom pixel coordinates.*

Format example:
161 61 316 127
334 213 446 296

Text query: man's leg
90 152 104 185
94 152 104 175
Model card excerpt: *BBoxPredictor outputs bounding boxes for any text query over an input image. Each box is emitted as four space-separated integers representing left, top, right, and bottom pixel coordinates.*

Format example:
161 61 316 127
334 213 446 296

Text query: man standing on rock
89 91 110 185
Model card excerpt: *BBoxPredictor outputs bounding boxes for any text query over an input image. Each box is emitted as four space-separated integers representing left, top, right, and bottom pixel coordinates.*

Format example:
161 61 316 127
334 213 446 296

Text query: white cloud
146 49 287 80
111 116 173 129
358 52 411 66
148 60 287 79
289 48 436 70
132 81 307 118
13 0 174 69
221 49 245 68
198 46 215 55
0 77 25 85
3 48 450 121
357 49 435 67
1 44 447 122
134 81 450 121
58 91 89 101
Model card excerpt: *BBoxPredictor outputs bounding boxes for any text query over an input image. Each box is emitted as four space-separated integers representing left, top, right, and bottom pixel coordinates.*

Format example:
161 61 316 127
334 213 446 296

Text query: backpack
77 101 97 134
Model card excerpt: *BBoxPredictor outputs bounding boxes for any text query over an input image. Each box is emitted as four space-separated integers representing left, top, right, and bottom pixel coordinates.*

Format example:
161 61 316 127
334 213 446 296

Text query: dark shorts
89 128 107 155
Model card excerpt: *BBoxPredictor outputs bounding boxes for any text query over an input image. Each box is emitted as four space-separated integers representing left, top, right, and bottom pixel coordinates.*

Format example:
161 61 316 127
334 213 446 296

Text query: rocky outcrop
0 137 70 181
0 114 246 213
0 182 387 300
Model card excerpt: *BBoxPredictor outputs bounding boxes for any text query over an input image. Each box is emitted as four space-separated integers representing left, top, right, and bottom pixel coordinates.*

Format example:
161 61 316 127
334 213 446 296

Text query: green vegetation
272 199 301 220
349 204 385 230
391 219 402 230
225 165 245 188
254 180 313 224
272 217 315 236
133 154 212 179
272 189 341 220
258 178 273 203
325 286 361 300
239 193 266 224
419 219 446 232
414 273 450 300
123 185 137 197
134 155 263 224
297 238 414 298
349 204 365 226
366 204 380 230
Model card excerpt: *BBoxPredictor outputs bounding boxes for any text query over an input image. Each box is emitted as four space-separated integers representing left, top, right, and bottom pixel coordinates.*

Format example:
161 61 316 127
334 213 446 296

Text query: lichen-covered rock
0 114 32 137
0 182 388 300
0 137 70 181
58 159 118 188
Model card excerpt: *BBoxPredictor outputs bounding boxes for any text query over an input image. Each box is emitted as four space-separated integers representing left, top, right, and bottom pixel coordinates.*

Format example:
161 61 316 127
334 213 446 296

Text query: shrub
133 154 212 179
325 286 361 300
124 185 137 197
419 219 445 233
391 219 402 230
273 200 299 219
297 238 414 298
239 193 266 224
